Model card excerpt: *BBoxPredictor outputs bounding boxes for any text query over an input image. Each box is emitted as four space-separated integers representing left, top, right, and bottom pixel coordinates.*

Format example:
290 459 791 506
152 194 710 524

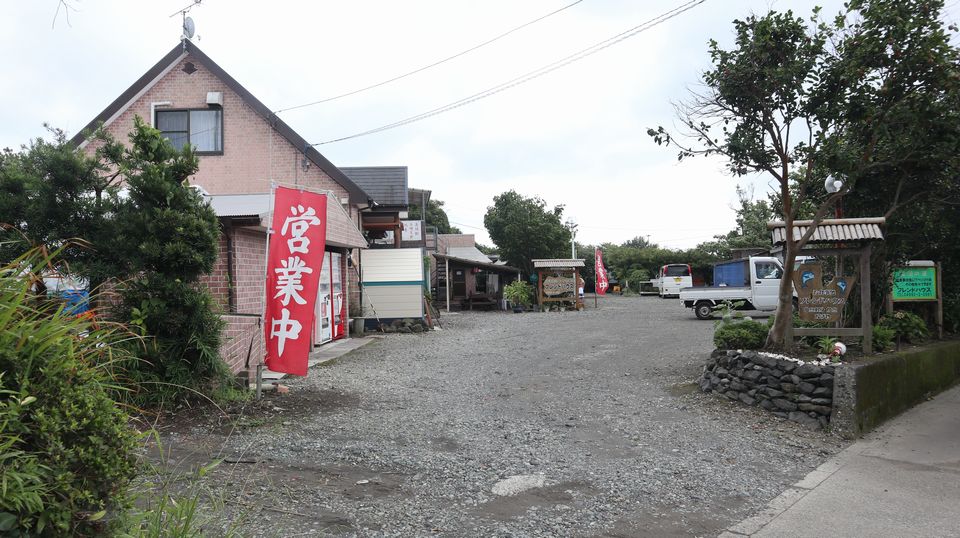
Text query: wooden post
936 262 944 339
538 270 544 310
445 258 450 313
860 244 873 354
575 268 581 310
885 263 894 315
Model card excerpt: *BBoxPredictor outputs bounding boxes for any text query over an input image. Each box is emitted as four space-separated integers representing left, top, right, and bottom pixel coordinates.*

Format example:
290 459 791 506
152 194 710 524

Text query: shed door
452 269 466 298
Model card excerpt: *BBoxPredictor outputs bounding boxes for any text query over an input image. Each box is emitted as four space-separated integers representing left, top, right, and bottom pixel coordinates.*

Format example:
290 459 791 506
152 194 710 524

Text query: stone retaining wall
700 350 836 429
831 340 960 438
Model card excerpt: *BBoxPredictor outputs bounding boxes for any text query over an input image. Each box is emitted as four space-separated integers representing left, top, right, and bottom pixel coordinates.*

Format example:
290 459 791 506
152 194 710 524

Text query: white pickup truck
680 256 793 319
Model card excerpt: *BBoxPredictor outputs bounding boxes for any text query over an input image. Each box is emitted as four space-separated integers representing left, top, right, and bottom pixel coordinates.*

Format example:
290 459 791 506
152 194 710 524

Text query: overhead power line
273 0 586 114
311 0 706 146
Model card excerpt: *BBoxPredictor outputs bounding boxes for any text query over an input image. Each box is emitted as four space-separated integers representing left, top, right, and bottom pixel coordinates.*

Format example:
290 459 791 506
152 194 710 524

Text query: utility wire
273 0 586 114
311 0 706 146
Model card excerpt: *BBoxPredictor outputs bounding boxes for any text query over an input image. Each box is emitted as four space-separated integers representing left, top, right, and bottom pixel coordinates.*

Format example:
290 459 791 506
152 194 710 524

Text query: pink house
71 40 371 377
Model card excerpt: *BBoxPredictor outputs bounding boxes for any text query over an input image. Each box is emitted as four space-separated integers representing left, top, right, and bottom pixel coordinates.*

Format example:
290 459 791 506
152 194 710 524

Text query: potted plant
503 281 533 313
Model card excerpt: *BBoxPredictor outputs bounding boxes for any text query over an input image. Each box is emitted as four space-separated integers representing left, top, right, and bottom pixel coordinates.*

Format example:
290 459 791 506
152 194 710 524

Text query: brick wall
198 229 231 310
347 249 361 318
83 53 368 259
233 228 267 315
220 314 262 376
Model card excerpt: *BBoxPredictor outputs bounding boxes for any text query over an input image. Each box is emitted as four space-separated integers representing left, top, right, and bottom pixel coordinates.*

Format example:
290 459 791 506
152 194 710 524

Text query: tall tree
0 127 113 274
409 198 461 235
483 190 571 276
650 0 960 349
98 117 226 394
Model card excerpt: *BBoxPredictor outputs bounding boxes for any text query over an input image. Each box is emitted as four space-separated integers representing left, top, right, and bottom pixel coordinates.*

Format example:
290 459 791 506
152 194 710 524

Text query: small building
431 235 520 312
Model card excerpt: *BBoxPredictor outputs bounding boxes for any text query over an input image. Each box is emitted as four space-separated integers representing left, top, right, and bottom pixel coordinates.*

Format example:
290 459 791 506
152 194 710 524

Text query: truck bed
679 286 752 303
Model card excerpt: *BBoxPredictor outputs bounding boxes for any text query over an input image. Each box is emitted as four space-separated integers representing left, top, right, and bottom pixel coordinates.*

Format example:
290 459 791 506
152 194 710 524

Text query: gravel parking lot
162 295 847 537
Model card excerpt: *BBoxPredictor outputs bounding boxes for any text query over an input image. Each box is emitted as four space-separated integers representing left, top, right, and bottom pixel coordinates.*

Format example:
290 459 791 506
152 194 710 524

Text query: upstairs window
156 109 222 154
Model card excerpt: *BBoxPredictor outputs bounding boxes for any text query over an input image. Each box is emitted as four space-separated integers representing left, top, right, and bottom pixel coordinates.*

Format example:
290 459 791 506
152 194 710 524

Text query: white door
751 260 783 310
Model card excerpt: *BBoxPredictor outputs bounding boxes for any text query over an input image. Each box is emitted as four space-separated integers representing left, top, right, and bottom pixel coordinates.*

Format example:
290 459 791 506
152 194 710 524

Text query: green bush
714 319 769 350
0 253 139 536
873 325 896 351
118 276 228 405
879 311 929 343
503 280 534 307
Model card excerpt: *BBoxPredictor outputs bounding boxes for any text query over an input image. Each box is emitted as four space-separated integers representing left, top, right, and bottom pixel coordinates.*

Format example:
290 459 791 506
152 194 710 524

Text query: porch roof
432 253 520 274
768 217 885 245
208 192 368 249
533 259 585 269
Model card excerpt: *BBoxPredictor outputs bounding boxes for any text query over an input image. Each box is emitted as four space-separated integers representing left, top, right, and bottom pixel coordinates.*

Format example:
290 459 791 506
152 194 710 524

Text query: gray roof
533 259 586 268
448 246 492 265
432 253 519 274
768 217 885 245
340 167 408 207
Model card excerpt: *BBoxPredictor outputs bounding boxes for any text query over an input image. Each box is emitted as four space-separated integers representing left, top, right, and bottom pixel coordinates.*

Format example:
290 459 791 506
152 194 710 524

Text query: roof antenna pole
171 0 201 49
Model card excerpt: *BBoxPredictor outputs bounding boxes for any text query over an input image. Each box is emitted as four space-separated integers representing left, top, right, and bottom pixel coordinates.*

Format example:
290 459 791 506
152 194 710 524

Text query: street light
565 219 578 259
825 175 847 218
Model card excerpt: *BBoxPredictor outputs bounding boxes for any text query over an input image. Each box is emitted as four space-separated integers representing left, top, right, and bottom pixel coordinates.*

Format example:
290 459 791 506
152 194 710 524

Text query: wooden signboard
887 262 942 339
542 275 575 296
892 266 937 302
793 263 856 323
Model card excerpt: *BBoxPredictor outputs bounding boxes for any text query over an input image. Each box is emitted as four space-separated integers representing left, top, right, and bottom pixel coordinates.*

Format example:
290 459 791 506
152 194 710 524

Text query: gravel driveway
162 295 846 537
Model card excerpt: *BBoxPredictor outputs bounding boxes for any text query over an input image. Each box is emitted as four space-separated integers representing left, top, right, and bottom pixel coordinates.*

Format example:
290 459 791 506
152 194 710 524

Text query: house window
156 109 223 154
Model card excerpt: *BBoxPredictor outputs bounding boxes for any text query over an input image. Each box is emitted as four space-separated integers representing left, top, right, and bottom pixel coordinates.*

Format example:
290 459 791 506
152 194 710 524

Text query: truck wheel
695 302 714 320
792 297 799 314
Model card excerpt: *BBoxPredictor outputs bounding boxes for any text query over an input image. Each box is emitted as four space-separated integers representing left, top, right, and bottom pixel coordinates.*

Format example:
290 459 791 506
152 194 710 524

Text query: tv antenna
171 1 202 42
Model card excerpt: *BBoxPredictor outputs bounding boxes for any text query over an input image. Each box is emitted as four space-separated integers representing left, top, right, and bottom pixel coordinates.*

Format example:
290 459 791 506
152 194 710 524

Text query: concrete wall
831 341 960 438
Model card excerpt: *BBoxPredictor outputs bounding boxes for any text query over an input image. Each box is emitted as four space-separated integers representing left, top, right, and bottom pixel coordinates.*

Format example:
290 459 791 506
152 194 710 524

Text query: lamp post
565 219 578 259
824 175 846 218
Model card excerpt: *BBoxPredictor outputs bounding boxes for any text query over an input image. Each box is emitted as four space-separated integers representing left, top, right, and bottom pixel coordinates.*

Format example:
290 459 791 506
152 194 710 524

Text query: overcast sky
3 1 959 249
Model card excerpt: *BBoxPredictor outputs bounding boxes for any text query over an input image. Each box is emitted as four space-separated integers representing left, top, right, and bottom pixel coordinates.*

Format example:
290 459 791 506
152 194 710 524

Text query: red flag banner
595 248 609 296
264 187 328 376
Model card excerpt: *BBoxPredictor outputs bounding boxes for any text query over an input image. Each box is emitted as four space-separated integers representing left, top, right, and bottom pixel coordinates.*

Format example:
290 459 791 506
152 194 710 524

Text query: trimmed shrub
714 319 769 350
879 311 929 343
0 253 139 535
873 325 896 351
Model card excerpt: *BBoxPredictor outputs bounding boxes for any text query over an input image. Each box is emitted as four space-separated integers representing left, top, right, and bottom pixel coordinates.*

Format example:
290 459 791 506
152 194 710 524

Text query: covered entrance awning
432 253 520 312
208 191 368 248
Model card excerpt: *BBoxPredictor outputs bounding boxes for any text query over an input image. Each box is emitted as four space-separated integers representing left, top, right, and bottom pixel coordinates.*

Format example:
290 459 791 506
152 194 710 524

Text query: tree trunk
766 168 796 350
766 238 797 350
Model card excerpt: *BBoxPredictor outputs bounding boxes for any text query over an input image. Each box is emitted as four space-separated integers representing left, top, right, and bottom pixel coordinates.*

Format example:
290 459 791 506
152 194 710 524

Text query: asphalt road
165 295 846 537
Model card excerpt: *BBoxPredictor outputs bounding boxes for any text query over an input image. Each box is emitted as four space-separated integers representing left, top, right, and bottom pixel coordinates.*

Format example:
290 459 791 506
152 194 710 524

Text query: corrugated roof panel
533 259 586 268
768 219 884 245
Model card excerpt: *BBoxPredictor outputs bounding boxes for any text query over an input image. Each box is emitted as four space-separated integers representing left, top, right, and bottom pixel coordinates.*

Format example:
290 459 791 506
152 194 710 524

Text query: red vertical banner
264 187 328 376
595 248 609 296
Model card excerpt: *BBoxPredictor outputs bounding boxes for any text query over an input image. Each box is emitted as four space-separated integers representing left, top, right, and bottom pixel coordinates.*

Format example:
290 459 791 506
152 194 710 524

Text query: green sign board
892 266 937 301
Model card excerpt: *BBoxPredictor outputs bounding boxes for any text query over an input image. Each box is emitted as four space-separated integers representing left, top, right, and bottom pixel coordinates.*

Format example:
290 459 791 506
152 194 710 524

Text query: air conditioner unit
206 92 223 106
